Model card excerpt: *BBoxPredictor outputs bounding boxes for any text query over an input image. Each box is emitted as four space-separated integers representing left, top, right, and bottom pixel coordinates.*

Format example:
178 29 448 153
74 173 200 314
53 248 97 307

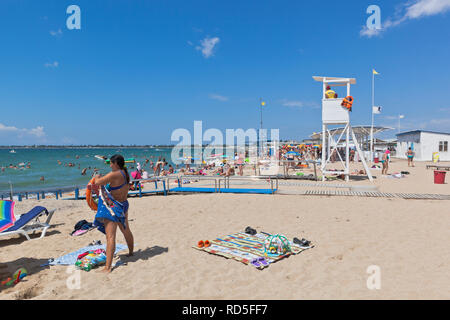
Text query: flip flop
250 259 261 268
257 257 269 267
197 240 204 248
204 240 211 247
245 227 257 235
293 237 311 247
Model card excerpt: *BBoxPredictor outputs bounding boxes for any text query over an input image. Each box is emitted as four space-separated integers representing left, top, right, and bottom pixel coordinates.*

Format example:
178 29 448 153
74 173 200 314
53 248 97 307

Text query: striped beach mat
193 232 313 269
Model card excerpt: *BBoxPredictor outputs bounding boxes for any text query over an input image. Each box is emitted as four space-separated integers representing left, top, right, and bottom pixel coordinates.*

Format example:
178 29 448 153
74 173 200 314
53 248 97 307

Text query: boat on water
95 155 107 161
105 158 135 164
9 150 16 153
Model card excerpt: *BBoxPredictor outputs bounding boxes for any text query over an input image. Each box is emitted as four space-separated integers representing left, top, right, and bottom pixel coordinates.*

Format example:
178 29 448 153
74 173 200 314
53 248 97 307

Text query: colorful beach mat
45 244 128 266
193 232 313 269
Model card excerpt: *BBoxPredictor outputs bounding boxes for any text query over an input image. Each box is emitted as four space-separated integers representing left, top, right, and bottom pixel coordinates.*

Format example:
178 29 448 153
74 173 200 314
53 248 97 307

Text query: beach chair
0 206 56 241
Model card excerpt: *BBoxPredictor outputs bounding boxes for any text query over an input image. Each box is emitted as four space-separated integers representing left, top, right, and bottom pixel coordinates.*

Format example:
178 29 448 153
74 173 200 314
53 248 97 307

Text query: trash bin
434 170 446 184
374 157 379 163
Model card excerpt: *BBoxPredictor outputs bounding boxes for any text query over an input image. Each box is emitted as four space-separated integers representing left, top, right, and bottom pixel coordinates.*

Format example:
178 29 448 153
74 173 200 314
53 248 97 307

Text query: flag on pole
399 114 405 119
373 106 382 114
260 100 266 107
373 69 380 75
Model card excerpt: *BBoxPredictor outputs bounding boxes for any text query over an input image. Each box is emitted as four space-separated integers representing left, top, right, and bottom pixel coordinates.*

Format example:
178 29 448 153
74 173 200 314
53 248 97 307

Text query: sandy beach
1 159 449 300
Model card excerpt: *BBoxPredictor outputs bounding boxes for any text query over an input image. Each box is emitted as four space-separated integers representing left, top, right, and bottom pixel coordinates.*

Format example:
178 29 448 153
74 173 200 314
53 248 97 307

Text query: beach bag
264 234 292 257
75 249 107 271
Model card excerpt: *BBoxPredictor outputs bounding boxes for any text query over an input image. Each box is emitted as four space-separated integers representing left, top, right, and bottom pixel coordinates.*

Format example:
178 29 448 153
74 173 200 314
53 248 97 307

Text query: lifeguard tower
313 76 373 182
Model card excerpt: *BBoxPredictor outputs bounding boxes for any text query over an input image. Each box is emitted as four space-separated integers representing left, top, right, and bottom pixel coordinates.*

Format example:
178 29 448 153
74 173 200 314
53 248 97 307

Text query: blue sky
0 0 449 145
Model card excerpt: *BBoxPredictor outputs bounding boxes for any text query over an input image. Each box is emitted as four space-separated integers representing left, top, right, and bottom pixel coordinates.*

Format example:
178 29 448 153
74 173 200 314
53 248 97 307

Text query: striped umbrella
0 200 16 232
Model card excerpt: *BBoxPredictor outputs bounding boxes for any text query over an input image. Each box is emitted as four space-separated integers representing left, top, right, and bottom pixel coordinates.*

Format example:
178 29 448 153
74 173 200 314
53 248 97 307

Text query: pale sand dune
0 159 449 300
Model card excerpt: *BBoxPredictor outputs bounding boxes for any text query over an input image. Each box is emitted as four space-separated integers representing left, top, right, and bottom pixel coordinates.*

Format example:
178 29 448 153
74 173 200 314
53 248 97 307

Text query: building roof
396 130 450 137
312 76 356 86
310 125 393 140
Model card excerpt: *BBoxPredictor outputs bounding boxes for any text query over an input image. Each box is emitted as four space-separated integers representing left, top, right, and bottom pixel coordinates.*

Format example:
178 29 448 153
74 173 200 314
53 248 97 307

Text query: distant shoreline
0 144 262 149
0 145 175 149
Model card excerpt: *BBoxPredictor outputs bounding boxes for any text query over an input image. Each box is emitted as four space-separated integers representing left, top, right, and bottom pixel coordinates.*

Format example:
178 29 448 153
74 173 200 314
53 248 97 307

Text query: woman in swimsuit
381 150 389 175
406 147 415 167
90 154 134 273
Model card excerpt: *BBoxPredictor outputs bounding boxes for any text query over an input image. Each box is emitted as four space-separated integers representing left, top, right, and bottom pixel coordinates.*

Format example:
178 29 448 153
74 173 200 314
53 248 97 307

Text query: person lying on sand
220 164 235 176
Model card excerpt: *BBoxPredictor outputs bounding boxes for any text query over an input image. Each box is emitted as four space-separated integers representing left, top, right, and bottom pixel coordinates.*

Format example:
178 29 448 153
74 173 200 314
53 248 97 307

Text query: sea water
0 147 176 196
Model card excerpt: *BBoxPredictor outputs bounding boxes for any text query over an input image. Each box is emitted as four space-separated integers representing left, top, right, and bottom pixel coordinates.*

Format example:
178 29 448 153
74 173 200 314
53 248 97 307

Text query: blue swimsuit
94 170 129 234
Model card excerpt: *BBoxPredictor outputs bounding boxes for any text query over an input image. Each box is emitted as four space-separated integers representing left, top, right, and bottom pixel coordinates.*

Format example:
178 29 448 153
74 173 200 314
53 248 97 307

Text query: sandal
293 237 311 247
197 240 204 248
257 257 269 267
204 240 211 247
245 226 257 235
250 258 261 268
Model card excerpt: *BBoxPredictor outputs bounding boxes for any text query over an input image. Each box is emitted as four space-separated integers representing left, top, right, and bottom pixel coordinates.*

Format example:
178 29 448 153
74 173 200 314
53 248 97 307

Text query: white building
396 130 450 161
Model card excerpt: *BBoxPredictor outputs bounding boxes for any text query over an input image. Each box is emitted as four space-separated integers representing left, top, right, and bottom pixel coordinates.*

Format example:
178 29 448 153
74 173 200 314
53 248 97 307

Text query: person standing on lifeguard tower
325 85 337 99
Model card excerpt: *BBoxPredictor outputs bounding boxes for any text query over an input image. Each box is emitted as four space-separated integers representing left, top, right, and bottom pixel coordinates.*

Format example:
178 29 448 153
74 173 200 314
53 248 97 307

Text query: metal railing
166 175 218 192
220 175 278 193
166 174 278 194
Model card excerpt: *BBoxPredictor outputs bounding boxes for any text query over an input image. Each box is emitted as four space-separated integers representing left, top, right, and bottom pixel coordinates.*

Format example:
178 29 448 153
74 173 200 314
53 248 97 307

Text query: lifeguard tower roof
313 76 356 86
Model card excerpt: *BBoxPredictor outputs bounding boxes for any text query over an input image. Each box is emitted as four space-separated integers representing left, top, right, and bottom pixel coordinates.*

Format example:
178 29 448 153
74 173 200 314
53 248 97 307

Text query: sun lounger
0 206 56 241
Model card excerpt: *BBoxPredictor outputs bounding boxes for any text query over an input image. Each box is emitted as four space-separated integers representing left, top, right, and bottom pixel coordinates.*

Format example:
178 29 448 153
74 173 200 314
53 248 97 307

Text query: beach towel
46 244 128 266
93 186 128 234
194 232 313 269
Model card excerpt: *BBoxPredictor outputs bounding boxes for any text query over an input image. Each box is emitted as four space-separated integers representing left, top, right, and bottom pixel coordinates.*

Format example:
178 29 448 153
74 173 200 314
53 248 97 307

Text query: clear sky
1 0 449 145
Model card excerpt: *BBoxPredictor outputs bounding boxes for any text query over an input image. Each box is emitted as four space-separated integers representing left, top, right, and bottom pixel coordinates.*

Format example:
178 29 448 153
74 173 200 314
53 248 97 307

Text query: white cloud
282 100 304 108
27 126 45 138
44 61 59 68
0 123 18 133
49 29 63 37
0 123 46 138
360 26 383 38
209 94 228 102
360 0 450 37
196 37 220 58
428 118 450 126
281 99 319 109
405 0 450 19
381 115 400 120
61 137 76 144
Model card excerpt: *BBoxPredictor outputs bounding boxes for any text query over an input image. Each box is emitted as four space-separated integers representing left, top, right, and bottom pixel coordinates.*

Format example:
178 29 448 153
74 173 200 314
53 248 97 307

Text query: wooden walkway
278 189 450 200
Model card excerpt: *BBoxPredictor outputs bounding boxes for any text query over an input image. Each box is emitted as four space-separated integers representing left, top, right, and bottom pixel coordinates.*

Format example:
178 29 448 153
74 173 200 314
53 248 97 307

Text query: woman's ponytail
122 165 130 183
110 154 130 183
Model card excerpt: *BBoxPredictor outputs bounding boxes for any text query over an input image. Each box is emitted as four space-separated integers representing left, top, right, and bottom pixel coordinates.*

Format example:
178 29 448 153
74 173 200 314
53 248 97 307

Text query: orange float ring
86 177 99 211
